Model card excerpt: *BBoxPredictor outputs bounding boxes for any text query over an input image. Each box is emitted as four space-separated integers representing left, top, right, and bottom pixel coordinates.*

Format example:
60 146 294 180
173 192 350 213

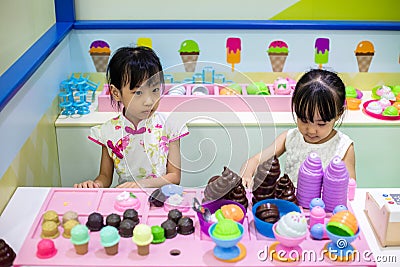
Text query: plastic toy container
252 199 301 238
196 199 246 237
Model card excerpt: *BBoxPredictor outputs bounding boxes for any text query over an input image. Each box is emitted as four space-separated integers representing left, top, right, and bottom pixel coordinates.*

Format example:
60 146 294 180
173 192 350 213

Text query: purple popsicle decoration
314 38 330 69
322 156 349 212
296 152 324 208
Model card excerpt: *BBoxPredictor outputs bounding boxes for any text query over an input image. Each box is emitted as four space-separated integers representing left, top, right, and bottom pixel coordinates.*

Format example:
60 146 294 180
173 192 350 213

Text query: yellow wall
0 0 55 75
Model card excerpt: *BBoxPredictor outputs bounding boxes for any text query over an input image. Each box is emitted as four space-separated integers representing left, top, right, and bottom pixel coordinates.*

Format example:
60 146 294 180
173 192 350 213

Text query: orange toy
327 210 358 236
396 93 400 102
346 98 362 110
221 204 245 222
392 102 400 111
219 88 237 95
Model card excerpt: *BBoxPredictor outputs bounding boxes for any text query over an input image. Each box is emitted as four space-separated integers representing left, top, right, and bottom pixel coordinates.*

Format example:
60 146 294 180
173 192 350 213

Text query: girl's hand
116 181 140 188
74 180 101 188
242 175 253 189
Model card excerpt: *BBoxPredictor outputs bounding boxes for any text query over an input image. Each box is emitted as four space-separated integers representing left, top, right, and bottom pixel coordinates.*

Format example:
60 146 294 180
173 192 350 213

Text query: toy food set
15 159 375 266
97 77 296 113
362 85 400 120
364 190 400 247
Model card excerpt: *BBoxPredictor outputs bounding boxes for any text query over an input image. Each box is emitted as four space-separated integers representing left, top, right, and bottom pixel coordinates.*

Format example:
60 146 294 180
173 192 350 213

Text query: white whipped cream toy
366 101 383 114
276 211 307 238
378 98 391 109
167 194 184 206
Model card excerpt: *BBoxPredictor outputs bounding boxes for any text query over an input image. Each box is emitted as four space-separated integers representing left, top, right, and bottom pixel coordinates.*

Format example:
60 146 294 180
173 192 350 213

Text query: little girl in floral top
74 46 188 188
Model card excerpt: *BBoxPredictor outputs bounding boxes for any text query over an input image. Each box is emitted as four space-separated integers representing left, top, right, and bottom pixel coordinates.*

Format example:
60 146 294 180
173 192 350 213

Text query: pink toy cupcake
114 191 140 212
273 78 291 95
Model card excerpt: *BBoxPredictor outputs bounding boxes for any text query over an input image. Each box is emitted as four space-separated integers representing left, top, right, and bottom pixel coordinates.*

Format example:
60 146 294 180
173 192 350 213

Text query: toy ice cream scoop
36 239 57 259
62 210 79 224
114 191 140 212
378 98 391 109
275 211 307 238
89 40 111 72
132 224 153 256
178 40 200 72
220 204 244 222
382 106 399 116
354 40 374 72
267 40 288 72
42 210 60 225
70 224 90 255
226 37 241 72
63 219 80 238
366 101 383 114
100 226 120 255
212 219 241 240
151 225 166 244
314 38 330 69
41 221 60 239
327 210 358 236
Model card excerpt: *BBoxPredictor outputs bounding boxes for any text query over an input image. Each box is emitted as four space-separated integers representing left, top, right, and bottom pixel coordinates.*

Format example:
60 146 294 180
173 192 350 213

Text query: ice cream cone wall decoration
354 41 374 72
226 37 241 72
89 40 111 72
314 38 329 69
178 40 200 72
267 40 288 72
137 37 152 48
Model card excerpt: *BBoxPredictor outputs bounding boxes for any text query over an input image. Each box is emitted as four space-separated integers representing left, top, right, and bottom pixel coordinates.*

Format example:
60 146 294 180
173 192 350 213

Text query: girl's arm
240 130 288 188
343 143 356 180
74 146 114 188
117 139 182 188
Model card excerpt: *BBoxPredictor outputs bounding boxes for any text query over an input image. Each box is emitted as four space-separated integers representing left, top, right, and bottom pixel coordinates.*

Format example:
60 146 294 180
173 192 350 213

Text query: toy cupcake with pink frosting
272 78 292 95
114 191 140 212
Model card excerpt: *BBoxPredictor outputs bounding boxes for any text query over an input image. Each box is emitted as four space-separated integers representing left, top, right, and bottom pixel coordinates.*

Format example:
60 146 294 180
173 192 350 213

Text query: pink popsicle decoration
297 152 324 208
322 156 349 212
226 37 241 72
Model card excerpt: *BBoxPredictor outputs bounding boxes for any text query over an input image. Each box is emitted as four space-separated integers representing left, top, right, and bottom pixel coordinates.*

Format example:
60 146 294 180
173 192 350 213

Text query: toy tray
362 100 400 120
98 84 292 113
14 188 376 267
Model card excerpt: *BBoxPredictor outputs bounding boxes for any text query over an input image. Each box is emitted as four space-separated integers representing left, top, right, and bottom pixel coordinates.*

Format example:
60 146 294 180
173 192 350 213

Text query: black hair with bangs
291 69 346 123
106 46 164 109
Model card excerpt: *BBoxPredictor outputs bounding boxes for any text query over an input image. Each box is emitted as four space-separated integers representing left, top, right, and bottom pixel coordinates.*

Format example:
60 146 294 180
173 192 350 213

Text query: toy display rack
98 83 294 113
14 188 376 267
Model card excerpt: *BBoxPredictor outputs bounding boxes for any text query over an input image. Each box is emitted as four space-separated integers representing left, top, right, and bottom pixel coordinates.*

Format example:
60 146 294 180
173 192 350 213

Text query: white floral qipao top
89 112 189 185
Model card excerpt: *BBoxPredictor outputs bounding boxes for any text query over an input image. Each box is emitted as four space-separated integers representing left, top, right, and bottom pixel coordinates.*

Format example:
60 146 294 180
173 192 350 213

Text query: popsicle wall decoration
314 38 330 69
226 37 241 72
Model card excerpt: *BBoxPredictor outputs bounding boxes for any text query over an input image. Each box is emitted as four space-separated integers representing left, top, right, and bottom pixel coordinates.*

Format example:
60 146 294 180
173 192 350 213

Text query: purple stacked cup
296 152 324 208
322 156 349 212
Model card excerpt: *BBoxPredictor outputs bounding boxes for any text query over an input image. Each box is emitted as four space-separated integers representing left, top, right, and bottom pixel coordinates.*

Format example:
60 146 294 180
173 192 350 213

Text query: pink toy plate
362 100 400 121
14 188 375 267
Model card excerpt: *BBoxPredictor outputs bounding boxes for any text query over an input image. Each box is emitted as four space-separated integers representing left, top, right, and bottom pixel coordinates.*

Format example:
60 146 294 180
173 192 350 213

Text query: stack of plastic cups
322 156 349 212
296 152 324 209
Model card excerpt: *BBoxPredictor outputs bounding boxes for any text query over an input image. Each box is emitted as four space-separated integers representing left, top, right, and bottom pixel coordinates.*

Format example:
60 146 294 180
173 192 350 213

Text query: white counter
0 187 399 267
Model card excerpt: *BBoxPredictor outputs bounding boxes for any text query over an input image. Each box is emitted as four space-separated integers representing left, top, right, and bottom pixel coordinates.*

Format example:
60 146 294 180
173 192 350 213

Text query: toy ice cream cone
354 41 374 72
70 224 90 255
100 226 120 256
267 40 288 72
132 224 153 256
178 40 200 72
89 40 111 72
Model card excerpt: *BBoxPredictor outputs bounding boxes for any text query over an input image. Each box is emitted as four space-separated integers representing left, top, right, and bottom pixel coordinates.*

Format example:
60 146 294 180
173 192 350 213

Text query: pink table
10 188 376 267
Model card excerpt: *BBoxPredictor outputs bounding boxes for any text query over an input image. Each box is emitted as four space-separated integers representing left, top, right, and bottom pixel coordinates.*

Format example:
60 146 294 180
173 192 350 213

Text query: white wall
70 29 400 73
0 0 55 75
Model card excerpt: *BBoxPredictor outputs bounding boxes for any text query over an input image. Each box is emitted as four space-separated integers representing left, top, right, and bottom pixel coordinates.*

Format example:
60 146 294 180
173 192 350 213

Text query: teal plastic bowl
252 199 300 238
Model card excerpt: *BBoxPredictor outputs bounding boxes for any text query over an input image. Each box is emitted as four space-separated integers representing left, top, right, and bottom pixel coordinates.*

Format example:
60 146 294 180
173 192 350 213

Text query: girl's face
111 79 161 127
296 112 337 144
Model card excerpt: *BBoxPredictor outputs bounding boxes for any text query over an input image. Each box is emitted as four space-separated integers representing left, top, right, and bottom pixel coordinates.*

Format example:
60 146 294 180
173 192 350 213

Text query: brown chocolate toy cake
275 174 298 205
203 167 242 202
252 156 281 204
255 203 280 223
0 239 16 267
